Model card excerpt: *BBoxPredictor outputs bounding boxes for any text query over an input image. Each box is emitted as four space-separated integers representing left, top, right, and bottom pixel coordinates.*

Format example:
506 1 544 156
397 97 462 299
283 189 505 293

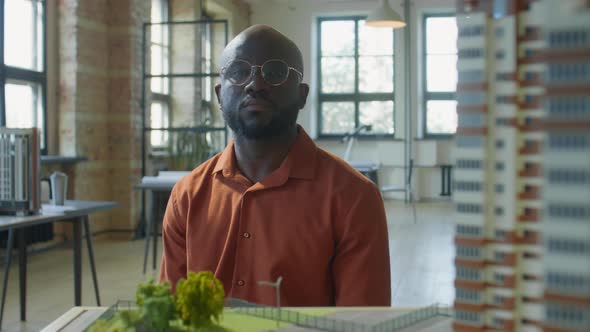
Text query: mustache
239 96 276 109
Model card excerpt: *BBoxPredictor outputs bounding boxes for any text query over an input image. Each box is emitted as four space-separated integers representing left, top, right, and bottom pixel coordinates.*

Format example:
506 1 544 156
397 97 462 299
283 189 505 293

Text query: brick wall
55 0 249 237
58 0 147 235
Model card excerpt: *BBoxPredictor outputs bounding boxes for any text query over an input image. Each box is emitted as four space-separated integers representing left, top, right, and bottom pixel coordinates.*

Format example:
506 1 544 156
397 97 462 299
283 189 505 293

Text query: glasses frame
221 59 303 86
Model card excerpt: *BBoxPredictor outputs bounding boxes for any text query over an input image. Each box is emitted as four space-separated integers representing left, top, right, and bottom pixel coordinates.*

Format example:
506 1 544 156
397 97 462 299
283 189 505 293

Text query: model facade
453 0 589 331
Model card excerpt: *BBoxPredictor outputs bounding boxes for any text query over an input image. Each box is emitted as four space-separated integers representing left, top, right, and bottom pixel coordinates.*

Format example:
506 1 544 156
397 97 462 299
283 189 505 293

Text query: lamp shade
366 0 406 28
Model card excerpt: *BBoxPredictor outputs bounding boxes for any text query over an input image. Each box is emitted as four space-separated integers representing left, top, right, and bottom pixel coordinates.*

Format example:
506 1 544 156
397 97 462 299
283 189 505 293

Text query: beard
223 100 299 140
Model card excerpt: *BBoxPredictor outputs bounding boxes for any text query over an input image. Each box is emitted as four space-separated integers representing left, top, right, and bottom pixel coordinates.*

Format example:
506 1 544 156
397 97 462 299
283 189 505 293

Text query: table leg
73 220 82 306
142 190 154 274
17 229 27 321
83 216 101 306
0 229 15 330
440 165 453 197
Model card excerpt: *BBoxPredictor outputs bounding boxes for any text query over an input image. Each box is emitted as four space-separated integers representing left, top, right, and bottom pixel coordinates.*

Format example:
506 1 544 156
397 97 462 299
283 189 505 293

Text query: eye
263 61 288 83
224 61 251 83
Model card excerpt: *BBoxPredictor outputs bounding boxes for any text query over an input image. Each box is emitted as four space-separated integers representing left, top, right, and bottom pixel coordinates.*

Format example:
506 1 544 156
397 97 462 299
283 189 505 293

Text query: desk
134 182 175 274
0 200 118 330
42 305 454 332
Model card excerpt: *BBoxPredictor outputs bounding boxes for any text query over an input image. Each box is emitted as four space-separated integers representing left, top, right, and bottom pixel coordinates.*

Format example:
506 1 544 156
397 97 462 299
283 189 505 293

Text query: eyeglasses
221 59 303 86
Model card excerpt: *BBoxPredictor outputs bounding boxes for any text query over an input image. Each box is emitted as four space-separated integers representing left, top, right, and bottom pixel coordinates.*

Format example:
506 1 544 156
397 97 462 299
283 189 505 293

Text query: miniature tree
175 271 225 329
136 279 176 332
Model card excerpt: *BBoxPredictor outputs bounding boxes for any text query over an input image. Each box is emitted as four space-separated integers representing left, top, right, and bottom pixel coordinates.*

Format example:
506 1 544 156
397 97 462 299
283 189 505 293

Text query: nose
244 66 269 95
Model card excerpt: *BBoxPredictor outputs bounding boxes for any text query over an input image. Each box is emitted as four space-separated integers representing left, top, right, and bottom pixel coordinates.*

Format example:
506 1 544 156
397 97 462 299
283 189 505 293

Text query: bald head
220 25 304 77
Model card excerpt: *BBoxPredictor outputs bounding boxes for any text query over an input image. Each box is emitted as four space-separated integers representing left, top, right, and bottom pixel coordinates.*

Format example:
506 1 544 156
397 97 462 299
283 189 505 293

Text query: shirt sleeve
158 186 187 289
332 183 391 306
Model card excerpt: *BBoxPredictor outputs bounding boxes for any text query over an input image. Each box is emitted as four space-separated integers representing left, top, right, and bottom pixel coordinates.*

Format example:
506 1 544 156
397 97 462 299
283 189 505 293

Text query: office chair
381 158 417 223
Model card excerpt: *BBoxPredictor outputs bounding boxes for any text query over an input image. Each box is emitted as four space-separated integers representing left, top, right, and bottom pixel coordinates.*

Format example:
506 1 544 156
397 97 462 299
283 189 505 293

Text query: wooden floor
0 200 455 331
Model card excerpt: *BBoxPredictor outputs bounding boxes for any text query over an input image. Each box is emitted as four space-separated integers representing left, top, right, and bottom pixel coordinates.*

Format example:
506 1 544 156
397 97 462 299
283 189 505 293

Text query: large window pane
360 101 394 134
359 56 394 93
5 81 44 149
426 100 457 134
321 57 355 93
5 82 39 128
321 102 355 134
321 21 355 56
318 17 395 137
427 55 457 92
5 0 44 71
359 20 393 56
426 17 458 54
425 15 458 136
150 46 169 93
150 102 169 147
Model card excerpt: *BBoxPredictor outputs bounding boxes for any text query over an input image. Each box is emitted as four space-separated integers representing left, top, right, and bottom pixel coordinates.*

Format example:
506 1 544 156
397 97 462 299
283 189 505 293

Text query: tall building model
453 0 589 331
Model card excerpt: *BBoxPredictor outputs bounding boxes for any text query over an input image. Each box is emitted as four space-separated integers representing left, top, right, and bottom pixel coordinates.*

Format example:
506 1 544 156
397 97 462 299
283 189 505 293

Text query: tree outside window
318 17 395 137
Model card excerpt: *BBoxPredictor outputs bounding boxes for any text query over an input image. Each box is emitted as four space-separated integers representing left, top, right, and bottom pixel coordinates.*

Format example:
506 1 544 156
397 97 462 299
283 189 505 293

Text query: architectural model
453 0 589 331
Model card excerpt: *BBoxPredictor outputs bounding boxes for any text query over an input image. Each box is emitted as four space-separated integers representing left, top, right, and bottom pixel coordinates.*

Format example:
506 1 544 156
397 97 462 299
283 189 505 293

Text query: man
159 25 391 306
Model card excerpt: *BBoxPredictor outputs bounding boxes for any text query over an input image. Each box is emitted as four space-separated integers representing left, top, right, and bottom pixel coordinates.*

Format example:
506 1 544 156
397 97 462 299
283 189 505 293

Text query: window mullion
33 0 39 70
354 18 360 129
0 0 5 127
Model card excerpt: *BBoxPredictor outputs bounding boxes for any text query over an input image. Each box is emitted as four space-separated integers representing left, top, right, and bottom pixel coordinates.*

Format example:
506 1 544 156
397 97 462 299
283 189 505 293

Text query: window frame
0 0 48 154
316 16 395 139
422 13 457 139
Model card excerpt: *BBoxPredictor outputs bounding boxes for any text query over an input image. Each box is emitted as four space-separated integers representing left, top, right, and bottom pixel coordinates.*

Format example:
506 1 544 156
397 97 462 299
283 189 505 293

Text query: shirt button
237 280 245 286
243 232 251 239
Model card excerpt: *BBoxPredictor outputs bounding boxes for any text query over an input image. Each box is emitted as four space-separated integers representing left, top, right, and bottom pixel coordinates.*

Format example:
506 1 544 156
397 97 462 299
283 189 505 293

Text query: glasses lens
224 60 251 85
262 60 289 85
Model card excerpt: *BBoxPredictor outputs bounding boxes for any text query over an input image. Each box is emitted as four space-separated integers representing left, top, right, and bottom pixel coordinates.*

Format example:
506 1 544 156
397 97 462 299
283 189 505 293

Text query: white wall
249 0 456 200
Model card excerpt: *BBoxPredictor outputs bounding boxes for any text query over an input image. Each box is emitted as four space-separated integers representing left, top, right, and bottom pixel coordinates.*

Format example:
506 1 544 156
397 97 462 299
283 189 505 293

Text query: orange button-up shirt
159 128 391 306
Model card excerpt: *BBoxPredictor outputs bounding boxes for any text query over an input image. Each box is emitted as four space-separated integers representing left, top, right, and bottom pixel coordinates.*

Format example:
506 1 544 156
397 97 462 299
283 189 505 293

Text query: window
423 14 458 136
456 245 481 259
549 30 589 49
546 302 590 329
493 295 505 305
546 272 590 294
495 230 506 239
457 224 482 236
455 310 481 324
494 273 506 284
548 169 590 185
456 159 482 169
457 203 482 214
1 0 46 153
548 204 590 220
149 0 170 147
456 288 481 303
456 136 483 148
317 17 394 137
547 238 590 255
548 133 590 150
454 181 483 192
494 251 507 262
547 97 590 120
456 266 482 281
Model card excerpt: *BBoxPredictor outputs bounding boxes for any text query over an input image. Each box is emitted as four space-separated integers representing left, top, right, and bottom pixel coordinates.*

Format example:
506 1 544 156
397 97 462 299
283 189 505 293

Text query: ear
215 84 222 106
298 83 310 110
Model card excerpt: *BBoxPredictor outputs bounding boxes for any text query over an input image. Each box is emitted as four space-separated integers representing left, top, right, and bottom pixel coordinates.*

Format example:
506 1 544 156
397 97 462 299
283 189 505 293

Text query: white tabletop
0 200 119 231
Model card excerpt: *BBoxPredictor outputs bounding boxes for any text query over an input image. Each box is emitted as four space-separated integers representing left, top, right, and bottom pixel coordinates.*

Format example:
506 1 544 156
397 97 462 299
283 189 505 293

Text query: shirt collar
212 126 317 181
